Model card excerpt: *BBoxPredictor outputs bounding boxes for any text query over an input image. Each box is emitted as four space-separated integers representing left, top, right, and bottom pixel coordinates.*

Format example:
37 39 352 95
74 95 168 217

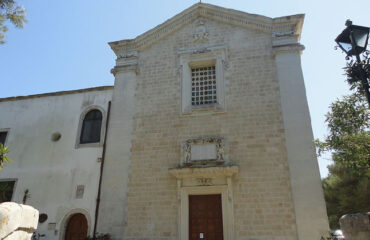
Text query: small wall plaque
48 223 56 230
76 185 85 199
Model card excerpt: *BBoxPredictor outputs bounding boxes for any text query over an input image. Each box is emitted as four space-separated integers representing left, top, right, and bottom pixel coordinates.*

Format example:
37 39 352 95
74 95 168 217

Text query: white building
0 87 112 240
0 3 329 240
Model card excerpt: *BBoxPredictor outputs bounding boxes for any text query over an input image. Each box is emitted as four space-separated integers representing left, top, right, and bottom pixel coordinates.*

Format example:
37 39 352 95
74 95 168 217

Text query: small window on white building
191 66 217 106
0 180 16 203
80 110 102 144
0 131 8 145
76 106 106 148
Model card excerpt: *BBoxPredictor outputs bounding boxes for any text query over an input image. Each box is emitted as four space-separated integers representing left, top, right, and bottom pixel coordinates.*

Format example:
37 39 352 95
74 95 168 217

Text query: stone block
0 202 39 240
340 212 370 240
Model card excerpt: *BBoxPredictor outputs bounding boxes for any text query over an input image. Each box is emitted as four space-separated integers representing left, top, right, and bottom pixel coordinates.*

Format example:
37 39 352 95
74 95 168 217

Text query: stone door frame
59 209 91 240
180 185 234 240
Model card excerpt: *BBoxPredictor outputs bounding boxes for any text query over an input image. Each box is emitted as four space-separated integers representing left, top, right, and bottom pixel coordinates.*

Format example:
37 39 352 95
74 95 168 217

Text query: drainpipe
93 101 111 239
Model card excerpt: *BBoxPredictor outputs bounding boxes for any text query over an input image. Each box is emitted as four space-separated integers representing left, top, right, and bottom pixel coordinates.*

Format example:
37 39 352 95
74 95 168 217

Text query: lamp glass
338 42 352 53
336 24 370 56
352 28 369 48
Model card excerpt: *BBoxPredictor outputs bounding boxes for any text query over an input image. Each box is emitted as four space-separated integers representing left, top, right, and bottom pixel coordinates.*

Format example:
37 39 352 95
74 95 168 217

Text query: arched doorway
65 213 88 240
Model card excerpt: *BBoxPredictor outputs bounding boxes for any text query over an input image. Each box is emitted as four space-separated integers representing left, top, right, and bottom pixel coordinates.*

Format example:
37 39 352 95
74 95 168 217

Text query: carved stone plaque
196 178 213 186
191 144 217 161
193 18 209 43
182 137 226 165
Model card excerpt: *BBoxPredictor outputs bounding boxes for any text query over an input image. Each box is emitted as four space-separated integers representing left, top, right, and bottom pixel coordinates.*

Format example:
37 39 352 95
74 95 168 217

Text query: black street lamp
335 20 370 106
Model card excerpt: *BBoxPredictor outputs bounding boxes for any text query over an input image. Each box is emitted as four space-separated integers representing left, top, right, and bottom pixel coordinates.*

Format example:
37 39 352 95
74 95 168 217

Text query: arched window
80 110 102 144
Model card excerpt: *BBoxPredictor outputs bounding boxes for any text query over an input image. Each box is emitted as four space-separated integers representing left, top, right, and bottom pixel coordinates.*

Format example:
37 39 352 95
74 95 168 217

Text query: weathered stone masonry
98 3 329 240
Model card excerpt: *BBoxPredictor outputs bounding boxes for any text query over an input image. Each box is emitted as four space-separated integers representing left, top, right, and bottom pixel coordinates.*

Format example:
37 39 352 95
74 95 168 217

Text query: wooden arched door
65 213 88 240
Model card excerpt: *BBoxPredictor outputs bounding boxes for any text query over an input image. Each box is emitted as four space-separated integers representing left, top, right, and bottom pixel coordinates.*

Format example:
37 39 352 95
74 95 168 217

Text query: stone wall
122 15 298 240
340 212 370 240
0 87 112 240
101 3 329 240
0 202 39 240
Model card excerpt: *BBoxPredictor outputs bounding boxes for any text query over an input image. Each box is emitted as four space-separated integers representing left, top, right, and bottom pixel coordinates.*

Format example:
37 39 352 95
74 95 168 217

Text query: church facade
0 3 329 240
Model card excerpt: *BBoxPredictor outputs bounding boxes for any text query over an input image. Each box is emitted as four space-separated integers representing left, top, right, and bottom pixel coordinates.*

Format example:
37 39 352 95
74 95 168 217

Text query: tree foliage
0 143 11 169
0 0 26 44
316 91 370 229
316 52 370 229
317 93 369 173
344 51 370 96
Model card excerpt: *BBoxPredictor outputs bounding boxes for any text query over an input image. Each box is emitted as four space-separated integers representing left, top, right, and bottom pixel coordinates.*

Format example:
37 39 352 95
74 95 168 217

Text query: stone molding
110 64 139 76
272 43 305 55
117 51 138 59
108 3 304 55
169 165 239 179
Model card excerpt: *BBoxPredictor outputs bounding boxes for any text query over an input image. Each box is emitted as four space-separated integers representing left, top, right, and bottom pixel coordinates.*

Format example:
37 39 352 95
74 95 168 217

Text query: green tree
317 52 370 229
317 93 369 172
316 93 370 229
0 0 26 44
344 51 370 98
0 143 11 169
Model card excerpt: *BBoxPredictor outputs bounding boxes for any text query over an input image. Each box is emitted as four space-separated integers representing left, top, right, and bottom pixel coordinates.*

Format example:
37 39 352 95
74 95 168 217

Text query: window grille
80 110 102 144
191 66 217 106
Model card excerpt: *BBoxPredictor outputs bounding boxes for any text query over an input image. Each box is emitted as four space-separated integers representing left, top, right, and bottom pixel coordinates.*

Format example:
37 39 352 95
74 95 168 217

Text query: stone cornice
272 43 305 55
169 165 239 179
110 64 139 76
108 3 305 56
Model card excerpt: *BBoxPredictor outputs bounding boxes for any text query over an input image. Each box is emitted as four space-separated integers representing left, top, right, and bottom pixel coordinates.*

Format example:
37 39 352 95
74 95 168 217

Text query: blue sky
1 0 369 177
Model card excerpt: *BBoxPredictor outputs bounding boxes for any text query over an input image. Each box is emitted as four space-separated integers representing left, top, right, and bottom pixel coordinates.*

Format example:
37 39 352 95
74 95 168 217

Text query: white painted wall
0 88 112 240
97 71 137 238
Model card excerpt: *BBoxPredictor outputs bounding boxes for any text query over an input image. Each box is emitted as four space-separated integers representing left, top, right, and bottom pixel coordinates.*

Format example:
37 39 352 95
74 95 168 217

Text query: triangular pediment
109 3 304 56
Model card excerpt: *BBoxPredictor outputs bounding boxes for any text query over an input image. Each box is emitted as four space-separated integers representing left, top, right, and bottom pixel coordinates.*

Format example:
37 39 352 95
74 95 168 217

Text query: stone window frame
0 128 10 146
75 105 107 149
0 178 18 202
178 45 229 115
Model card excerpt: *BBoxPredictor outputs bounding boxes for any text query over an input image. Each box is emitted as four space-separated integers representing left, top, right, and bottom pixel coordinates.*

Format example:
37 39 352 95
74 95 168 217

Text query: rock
0 202 39 240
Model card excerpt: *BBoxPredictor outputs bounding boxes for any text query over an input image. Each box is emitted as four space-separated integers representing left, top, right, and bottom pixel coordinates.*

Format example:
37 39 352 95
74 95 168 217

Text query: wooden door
189 194 223 240
65 213 88 240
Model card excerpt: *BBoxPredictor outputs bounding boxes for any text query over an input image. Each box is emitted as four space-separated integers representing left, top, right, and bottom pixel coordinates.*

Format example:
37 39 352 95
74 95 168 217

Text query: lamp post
335 20 370 106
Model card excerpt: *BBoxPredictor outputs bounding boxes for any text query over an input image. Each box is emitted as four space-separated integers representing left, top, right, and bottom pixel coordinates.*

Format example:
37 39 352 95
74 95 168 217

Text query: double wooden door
189 194 224 240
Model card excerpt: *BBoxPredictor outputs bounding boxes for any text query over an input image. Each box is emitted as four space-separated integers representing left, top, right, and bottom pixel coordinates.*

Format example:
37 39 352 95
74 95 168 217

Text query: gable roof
108 3 304 56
